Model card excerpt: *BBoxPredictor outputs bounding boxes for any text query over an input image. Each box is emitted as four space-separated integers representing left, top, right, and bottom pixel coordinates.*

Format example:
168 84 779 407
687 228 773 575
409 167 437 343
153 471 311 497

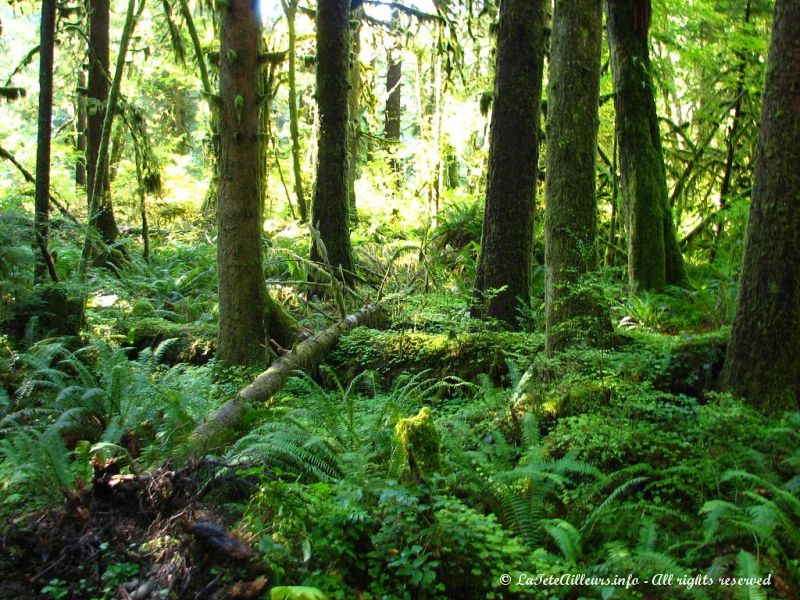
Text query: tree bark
606 0 687 292
216 0 268 366
472 0 546 327
545 0 609 353
310 0 354 281
190 302 385 455
85 0 121 249
34 0 58 283
722 0 800 412
347 8 362 222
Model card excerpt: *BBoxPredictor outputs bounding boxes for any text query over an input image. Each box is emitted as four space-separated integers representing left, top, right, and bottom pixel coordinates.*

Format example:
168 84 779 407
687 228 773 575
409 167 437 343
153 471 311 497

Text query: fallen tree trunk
189 302 385 455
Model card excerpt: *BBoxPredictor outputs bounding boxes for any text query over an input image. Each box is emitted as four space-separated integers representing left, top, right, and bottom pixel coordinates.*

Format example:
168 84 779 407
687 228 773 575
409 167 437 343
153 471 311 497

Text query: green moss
395 407 441 479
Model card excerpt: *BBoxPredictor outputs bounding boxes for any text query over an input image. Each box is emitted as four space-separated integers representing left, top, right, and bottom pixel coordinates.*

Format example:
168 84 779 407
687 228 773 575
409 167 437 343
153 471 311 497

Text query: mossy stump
395 407 441 481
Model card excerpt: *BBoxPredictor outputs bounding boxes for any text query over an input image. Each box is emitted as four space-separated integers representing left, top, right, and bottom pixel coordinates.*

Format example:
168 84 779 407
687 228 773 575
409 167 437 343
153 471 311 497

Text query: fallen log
189 302 385 455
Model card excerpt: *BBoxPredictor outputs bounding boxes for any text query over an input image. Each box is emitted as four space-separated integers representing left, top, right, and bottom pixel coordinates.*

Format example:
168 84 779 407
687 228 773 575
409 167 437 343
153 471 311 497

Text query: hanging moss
395 407 441 480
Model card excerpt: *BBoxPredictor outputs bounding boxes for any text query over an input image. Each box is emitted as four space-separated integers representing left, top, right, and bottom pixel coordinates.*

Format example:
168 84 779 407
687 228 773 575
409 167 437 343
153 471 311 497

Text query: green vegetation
1 0 798 598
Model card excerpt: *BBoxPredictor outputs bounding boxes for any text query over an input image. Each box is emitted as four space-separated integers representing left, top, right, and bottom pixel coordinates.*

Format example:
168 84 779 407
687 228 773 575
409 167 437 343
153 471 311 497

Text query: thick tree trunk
310 0 354 281
190 302 385 455
282 0 308 222
347 9 362 222
216 0 268 366
472 0 546 327
545 0 609 353
35 0 58 283
85 0 121 249
722 0 800 412
606 0 687 292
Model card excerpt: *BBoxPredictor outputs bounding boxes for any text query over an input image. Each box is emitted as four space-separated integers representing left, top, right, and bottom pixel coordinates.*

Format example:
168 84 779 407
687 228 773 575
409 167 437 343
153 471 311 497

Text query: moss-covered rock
395 407 441 480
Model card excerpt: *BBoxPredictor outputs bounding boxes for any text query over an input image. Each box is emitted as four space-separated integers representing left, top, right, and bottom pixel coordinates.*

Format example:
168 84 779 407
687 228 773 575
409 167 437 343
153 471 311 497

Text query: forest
0 0 798 597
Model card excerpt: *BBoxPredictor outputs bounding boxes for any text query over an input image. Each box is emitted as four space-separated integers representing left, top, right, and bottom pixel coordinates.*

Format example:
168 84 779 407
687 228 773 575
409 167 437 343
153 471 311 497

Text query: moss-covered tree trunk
310 0 354 281
472 0 546 327
722 0 800 412
606 0 687 292
282 0 308 222
85 0 121 248
216 0 268 366
34 0 58 283
76 67 87 188
545 0 610 353
384 9 402 174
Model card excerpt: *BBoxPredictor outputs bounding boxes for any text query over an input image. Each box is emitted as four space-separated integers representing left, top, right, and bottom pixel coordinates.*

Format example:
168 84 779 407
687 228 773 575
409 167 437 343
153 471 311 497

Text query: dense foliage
1 0 797 598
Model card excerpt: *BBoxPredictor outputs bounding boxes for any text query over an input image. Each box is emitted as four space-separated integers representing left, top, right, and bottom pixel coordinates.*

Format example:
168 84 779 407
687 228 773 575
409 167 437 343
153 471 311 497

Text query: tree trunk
722 0 800 413
545 0 609 353
606 0 687 292
85 0 121 249
310 0 354 281
216 0 268 366
34 0 58 283
282 0 308 222
76 68 87 188
472 0 546 327
384 9 402 170
347 8 362 223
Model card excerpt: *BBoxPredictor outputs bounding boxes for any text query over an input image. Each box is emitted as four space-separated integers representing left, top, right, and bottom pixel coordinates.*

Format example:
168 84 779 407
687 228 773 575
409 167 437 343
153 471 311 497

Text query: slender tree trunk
472 0 546 327
545 0 609 353
310 0 354 281
85 0 121 250
282 0 308 222
347 8 362 223
606 0 687 292
35 0 58 283
722 0 800 412
712 0 751 259
216 0 268 366
605 135 620 267
76 68 87 188
384 8 402 172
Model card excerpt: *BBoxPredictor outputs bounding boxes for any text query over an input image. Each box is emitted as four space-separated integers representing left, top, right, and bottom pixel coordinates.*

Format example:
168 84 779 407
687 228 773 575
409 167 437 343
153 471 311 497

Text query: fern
226 420 343 482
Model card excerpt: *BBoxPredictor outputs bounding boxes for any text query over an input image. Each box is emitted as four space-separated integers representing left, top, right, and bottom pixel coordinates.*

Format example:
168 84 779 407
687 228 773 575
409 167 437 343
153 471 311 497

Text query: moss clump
395 407 441 480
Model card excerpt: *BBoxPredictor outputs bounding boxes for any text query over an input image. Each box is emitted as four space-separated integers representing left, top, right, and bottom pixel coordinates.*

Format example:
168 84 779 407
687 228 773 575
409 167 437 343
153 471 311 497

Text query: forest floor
1 237 798 599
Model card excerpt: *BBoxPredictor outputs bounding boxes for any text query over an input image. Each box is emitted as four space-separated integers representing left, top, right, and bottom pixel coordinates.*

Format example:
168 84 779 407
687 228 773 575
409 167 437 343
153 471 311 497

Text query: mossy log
189 302 386 455
327 327 541 385
122 316 217 365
